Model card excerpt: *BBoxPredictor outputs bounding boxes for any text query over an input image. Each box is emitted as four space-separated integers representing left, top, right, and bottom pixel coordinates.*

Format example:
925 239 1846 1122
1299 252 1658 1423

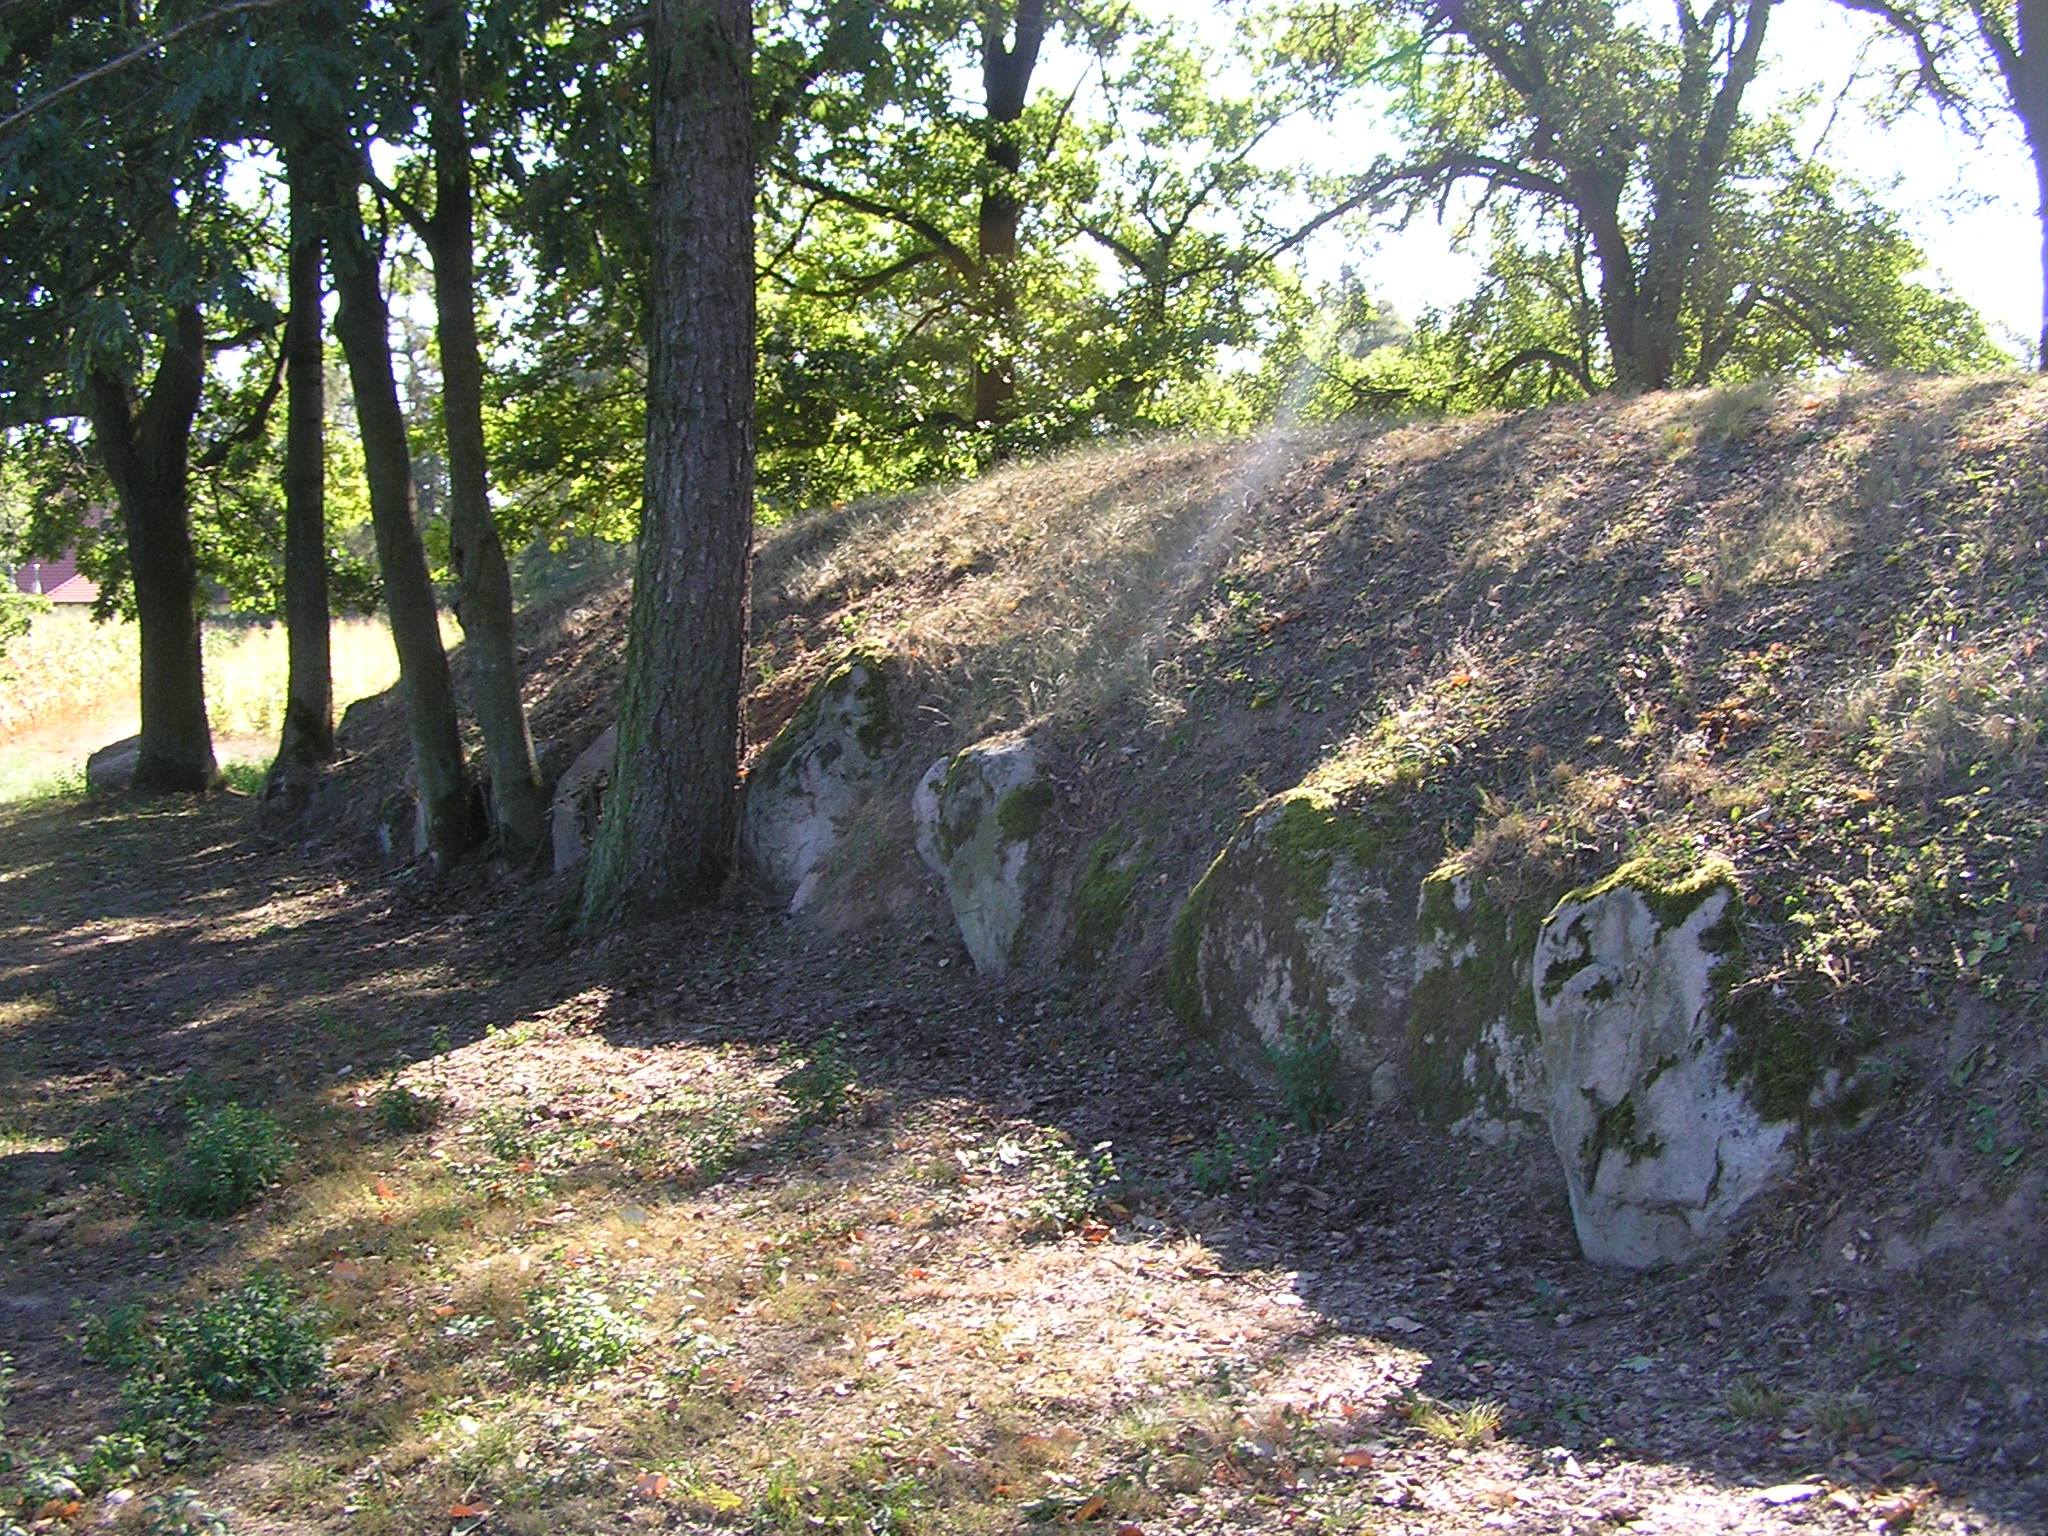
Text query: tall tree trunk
327 164 479 864
578 0 755 924
268 146 334 801
972 0 1046 425
83 303 216 792
2016 0 2048 368
423 0 546 860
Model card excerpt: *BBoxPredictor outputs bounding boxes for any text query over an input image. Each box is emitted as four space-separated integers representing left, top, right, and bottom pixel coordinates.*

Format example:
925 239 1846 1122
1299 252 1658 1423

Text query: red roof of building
12 552 98 604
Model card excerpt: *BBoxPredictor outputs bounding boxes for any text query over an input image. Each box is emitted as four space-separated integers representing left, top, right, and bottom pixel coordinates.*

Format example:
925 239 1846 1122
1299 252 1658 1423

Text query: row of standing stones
541 654 1857 1270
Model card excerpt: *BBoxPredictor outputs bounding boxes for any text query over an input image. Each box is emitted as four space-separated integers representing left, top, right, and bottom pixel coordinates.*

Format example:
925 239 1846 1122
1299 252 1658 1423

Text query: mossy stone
1072 833 1141 972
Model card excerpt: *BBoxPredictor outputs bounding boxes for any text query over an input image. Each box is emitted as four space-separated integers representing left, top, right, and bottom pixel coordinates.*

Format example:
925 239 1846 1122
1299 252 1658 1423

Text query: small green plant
475 1103 543 1163
781 1033 857 1123
145 1102 288 1218
1188 1119 1285 1195
1723 1376 1791 1422
518 1282 642 1377
1270 1019 1343 1131
1029 1134 1118 1231
1398 1392 1503 1448
372 1080 440 1135
1190 1134 1235 1195
140 1488 232 1535
1805 1389 1873 1443
80 1275 324 1457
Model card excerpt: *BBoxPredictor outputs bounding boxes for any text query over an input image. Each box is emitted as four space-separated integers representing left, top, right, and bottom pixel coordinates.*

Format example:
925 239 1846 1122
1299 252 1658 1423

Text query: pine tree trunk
578 0 755 924
84 304 216 793
269 147 334 800
328 167 479 864
425 0 545 860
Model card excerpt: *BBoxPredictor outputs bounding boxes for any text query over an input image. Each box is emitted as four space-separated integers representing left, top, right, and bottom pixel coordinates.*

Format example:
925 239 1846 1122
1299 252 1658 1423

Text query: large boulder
548 725 617 875
1407 860 1550 1144
1165 783 1416 1089
740 652 898 911
86 736 141 794
1531 857 1794 1268
913 735 1051 974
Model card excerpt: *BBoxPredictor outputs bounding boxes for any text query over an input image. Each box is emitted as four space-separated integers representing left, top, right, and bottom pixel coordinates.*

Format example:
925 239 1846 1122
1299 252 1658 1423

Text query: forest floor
0 793 2040 1536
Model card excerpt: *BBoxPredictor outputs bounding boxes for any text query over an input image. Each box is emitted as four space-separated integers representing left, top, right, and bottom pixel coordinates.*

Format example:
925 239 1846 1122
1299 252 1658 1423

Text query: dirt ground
0 794 2041 1535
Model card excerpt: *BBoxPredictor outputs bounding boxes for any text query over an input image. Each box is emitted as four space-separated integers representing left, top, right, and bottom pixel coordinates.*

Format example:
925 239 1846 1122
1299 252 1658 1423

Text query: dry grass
1814 628 2047 792
753 434 1302 736
0 609 457 799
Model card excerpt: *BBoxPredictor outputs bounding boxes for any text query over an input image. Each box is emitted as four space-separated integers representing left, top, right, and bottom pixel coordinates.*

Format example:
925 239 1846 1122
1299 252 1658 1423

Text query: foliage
143 1102 288 1220
1270 1019 1344 1131
780 1031 858 1123
517 1282 642 1377
81 1274 325 1451
1273 0 2003 407
1028 1133 1119 1231
372 1081 440 1136
1189 1118 1286 1194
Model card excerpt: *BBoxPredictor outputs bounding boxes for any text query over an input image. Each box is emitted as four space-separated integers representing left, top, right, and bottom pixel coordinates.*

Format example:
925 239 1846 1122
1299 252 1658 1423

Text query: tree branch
0 0 290 137
781 167 978 275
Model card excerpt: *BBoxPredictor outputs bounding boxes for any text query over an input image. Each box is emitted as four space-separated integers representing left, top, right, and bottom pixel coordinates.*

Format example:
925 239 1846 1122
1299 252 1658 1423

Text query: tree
0 3 285 791
1280 0 1999 399
1833 0 2048 365
578 0 756 922
370 0 547 858
324 146 480 863
265 144 335 804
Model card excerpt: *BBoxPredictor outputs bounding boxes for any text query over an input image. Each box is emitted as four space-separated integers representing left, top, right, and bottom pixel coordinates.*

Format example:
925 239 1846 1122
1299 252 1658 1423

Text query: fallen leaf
448 1503 491 1518
1069 1493 1107 1522
1338 1448 1376 1469
633 1472 670 1500
1383 1314 1425 1334
372 1178 396 1200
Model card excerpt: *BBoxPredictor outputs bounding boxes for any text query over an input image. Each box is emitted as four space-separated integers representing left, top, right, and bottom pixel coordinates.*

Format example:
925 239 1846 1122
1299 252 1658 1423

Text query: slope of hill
343 371 2044 1308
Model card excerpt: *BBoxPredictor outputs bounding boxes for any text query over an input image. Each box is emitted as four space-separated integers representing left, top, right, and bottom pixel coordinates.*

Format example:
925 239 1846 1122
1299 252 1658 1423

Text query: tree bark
972 0 1046 424
268 145 334 800
578 0 755 924
2018 0 2048 367
327 162 479 864
83 302 216 792
423 0 545 859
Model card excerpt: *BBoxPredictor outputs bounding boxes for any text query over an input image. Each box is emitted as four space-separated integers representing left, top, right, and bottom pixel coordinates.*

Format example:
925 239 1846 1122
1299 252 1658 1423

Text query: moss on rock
996 779 1055 842
1406 857 1551 1134
751 647 899 791
1072 832 1141 972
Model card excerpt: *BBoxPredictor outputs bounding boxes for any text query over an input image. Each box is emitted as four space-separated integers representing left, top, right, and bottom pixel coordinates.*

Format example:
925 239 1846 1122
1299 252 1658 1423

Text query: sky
1128 0 2043 362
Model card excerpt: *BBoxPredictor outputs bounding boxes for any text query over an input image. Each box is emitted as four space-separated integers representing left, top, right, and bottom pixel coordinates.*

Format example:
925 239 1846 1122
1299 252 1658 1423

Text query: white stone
913 736 1046 974
739 658 895 910
1533 873 1792 1268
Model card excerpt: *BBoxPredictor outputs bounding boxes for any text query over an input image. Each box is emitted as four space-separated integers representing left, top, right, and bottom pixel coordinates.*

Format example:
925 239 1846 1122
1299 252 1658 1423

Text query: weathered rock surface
1408 863 1551 1143
1531 858 1794 1268
85 736 140 794
1165 784 1415 1088
548 724 617 874
913 735 1050 974
740 654 898 910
